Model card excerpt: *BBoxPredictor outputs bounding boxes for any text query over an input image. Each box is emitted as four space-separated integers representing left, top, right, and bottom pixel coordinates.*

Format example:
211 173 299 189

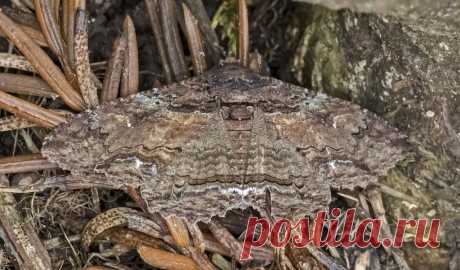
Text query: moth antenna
238 0 249 67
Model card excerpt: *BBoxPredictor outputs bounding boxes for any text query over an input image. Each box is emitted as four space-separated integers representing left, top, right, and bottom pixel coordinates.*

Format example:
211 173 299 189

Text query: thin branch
0 154 58 174
0 175 120 193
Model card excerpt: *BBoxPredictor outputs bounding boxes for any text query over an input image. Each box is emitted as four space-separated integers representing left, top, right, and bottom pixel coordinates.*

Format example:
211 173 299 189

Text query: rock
283 1 460 269
293 0 460 35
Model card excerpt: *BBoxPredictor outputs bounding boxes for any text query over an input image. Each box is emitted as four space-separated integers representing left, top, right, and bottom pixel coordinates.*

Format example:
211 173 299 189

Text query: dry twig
165 216 216 270
209 220 274 263
367 188 412 270
0 154 58 174
138 245 200 270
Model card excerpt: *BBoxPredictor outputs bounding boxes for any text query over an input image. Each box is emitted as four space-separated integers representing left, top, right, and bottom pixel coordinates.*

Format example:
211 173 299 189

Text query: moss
211 0 238 58
290 5 348 99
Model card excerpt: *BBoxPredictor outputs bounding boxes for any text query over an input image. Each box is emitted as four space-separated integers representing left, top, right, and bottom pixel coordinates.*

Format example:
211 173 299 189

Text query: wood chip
208 220 245 262
74 8 99 107
138 245 200 270
165 216 217 270
165 216 191 249
120 15 139 97
0 154 58 174
0 8 84 111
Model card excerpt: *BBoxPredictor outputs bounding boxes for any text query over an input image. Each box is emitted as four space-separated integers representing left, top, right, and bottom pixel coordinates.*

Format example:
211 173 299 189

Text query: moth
42 63 405 223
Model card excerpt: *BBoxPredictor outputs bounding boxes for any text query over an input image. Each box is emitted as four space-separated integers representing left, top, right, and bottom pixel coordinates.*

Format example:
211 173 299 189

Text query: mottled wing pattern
42 64 405 223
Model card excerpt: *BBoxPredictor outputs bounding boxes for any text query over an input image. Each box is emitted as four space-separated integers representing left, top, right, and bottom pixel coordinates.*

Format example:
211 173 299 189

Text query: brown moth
42 63 405 223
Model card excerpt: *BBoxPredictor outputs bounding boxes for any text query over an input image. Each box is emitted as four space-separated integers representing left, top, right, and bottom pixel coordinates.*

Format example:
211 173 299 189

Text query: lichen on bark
285 1 460 268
